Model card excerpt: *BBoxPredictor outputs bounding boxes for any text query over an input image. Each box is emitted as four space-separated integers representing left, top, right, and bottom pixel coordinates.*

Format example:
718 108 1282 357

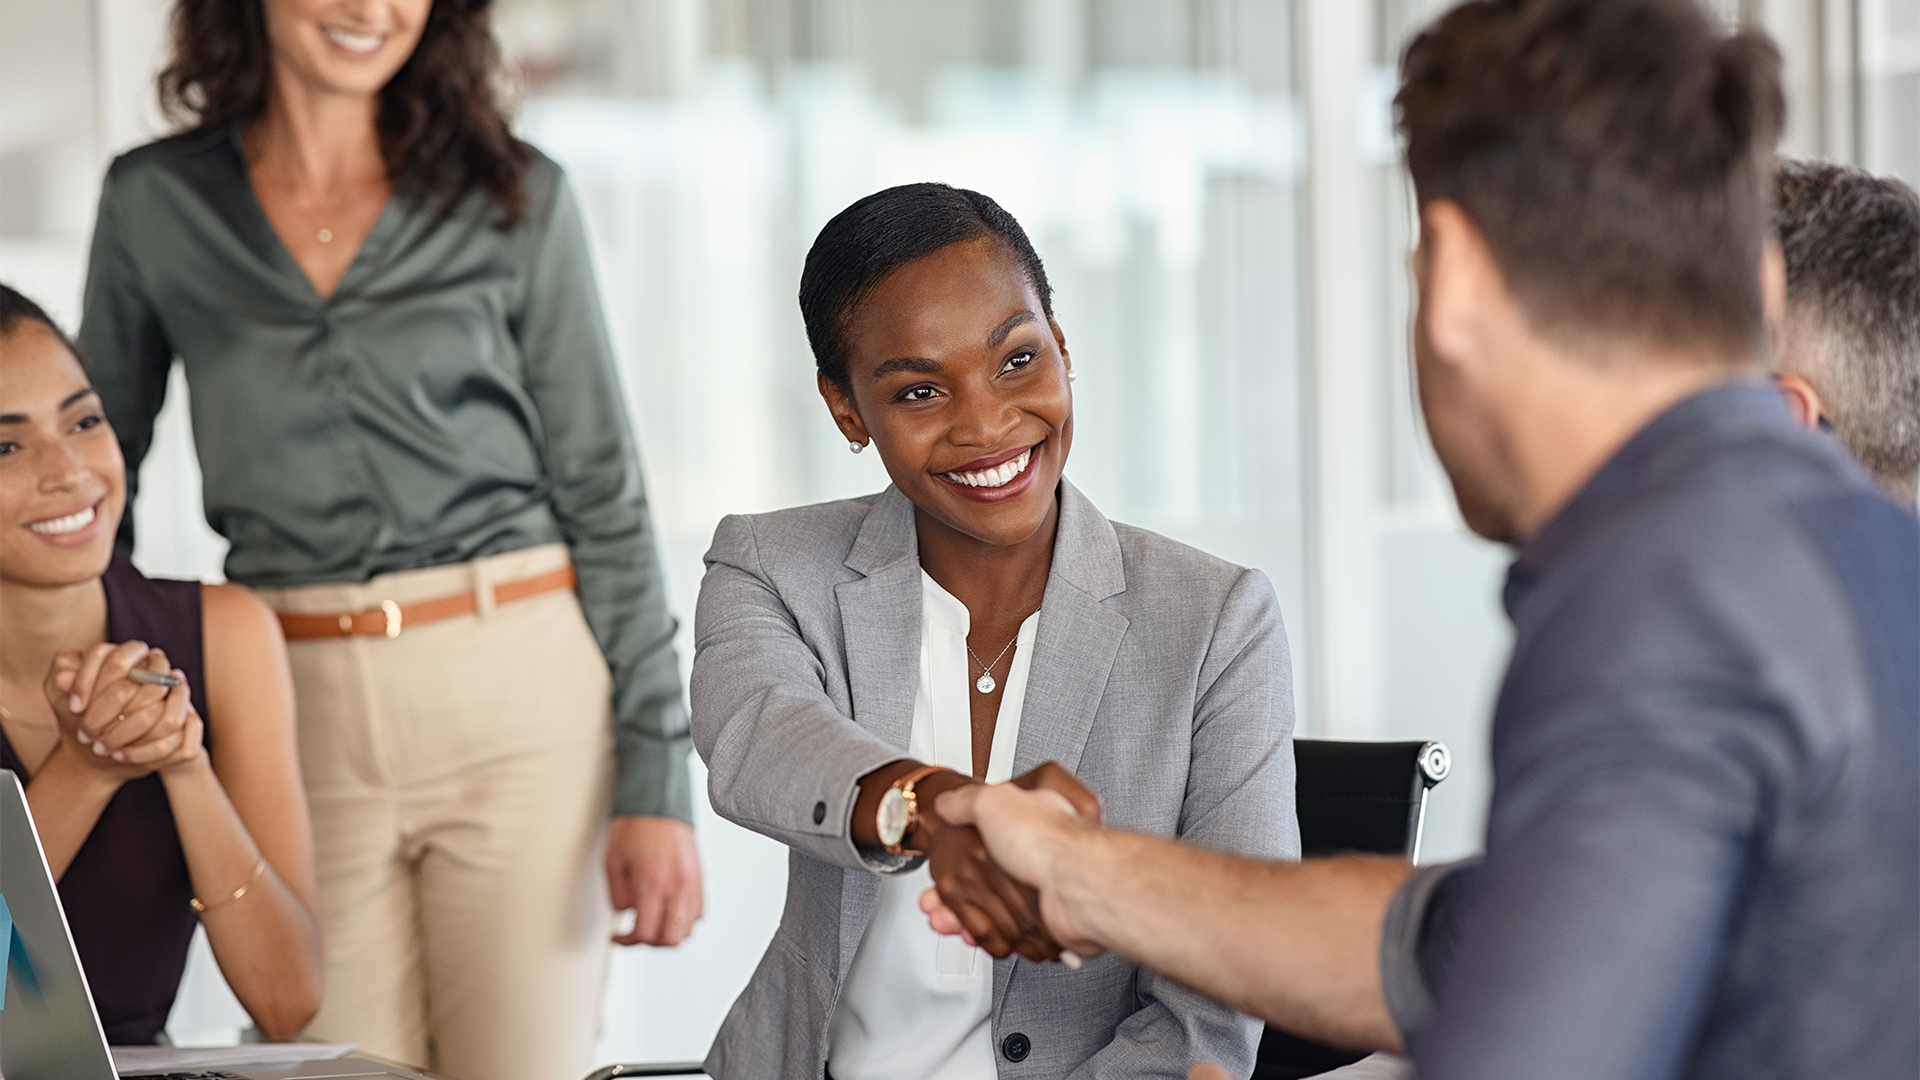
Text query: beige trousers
259 544 613 1080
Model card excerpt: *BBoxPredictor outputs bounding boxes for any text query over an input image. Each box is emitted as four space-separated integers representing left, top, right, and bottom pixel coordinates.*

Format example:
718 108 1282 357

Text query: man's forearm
1057 831 1410 1052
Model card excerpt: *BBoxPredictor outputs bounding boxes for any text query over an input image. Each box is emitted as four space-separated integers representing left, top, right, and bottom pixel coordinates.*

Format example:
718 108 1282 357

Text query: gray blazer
692 481 1298 1080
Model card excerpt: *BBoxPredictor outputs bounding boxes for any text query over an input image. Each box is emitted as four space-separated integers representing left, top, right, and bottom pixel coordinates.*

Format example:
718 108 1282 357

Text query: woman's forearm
23 744 124 879
161 757 322 1040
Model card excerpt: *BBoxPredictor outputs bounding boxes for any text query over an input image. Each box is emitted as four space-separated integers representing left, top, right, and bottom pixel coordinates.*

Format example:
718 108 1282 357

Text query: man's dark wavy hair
158 0 530 226
1395 0 1785 362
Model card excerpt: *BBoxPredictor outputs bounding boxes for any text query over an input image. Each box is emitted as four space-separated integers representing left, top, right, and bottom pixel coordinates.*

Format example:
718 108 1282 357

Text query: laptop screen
0 768 118 1079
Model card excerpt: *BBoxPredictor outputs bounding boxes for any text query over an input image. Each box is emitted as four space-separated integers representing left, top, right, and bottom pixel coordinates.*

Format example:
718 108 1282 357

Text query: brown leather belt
276 566 577 640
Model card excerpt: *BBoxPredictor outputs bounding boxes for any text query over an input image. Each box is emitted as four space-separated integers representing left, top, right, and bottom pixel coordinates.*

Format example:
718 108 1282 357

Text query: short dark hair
0 283 77 353
800 183 1054 393
1395 0 1784 362
1774 159 1920 493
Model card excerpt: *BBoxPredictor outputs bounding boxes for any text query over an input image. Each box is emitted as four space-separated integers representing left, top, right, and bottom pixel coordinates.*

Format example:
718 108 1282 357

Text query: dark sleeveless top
0 552 203 1044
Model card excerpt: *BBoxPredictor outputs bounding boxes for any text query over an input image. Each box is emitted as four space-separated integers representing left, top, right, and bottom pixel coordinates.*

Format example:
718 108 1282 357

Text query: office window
493 0 1314 647
1860 0 1920 187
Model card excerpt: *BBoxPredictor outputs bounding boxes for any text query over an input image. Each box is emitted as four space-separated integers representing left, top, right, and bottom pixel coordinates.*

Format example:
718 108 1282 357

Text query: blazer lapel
998 481 1130 1009
1011 480 1130 777
831 488 923 979
833 486 923 754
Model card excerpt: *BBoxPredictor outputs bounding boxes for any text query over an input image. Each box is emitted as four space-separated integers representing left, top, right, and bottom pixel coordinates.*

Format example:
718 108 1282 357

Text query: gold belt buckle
381 600 403 639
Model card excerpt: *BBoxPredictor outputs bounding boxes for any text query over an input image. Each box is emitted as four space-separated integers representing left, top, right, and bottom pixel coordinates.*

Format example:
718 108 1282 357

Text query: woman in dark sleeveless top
0 286 319 1043
0 553 206 1041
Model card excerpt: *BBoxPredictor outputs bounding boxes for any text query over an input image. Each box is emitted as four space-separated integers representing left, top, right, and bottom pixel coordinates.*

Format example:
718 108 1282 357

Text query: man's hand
1188 1066 1234 1080
921 763 1106 957
851 760 1079 962
926 769 1408 1052
605 815 703 946
910 769 1064 963
1010 760 1102 823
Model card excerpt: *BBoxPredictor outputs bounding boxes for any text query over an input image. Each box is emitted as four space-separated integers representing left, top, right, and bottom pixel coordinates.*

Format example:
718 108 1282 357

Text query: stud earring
849 440 866 454
1067 369 1078 383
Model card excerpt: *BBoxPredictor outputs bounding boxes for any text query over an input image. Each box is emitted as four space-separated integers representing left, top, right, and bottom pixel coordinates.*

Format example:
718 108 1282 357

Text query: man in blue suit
926 2 1920 1079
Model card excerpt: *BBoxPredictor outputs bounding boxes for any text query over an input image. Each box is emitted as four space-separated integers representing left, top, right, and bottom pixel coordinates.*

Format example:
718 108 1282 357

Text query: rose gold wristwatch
877 765 951 856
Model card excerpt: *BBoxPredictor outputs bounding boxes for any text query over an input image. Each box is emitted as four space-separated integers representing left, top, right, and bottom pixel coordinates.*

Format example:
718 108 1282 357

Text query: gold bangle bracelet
191 856 267 914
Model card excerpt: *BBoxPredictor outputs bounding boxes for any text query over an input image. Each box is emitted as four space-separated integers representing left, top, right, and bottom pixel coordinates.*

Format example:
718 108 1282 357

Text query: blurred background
1 0 1914 1064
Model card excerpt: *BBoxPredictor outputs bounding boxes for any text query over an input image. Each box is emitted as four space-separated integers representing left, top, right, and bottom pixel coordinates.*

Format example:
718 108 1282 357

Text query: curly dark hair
158 0 529 226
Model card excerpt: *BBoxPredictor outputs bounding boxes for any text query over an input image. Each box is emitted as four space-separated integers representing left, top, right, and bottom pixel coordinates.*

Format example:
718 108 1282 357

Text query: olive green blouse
77 128 690 822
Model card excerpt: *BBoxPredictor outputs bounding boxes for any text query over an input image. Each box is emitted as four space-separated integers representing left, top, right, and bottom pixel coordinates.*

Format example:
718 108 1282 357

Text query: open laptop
0 769 437 1080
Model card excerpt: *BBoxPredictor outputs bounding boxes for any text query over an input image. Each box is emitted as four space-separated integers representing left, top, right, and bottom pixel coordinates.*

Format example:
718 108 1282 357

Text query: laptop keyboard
122 1072 246 1079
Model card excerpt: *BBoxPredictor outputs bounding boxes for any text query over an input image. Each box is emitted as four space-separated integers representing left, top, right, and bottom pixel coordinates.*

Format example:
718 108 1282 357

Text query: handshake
899 764 1270 1080
892 761 1110 965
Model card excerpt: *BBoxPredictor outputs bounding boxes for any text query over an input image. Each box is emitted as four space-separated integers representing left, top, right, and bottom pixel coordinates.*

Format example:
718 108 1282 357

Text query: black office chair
1252 738 1450 1080
585 739 1450 1080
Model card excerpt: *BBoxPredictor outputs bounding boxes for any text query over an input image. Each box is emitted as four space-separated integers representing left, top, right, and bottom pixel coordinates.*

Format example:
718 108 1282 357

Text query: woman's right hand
42 642 204 779
912 770 1067 963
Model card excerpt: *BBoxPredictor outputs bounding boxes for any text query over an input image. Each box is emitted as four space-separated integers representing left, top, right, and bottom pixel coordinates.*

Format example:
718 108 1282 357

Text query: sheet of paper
112 1042 358 1074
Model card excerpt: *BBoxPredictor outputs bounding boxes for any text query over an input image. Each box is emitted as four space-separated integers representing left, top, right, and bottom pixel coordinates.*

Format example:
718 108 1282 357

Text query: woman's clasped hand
908 761 1102 963
44 641 204 775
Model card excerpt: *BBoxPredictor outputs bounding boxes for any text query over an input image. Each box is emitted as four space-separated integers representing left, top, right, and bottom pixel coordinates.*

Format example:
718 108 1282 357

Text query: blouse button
812 801 827 825
1001 1032 1031 1062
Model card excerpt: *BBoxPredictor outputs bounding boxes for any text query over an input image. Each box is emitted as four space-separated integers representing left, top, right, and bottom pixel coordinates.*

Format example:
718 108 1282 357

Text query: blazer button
1001 1032 1030 1062
812 801 827 825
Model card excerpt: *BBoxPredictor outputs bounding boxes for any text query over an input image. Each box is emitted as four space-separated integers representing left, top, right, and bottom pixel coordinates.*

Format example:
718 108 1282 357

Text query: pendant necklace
966 633 1020 694
317 228 334 243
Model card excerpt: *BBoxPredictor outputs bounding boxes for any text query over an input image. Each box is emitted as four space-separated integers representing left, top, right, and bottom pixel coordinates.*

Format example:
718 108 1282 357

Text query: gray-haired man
1773 159 1920 510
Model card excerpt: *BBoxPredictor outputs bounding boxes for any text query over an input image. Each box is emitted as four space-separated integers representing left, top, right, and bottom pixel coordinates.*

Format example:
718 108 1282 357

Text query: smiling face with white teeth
263 0 432 100
821 237 1074 553
0 321 125 588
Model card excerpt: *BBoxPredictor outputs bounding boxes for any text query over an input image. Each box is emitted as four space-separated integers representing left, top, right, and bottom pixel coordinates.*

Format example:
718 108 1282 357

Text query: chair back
1254 739 1450 1080
1294 739 1450 861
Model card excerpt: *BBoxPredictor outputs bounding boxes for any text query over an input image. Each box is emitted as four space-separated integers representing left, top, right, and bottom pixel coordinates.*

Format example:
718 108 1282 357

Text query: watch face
878 787 910 849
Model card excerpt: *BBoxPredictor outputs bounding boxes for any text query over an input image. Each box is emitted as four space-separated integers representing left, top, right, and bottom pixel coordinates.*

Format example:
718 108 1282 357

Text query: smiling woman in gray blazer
691 183 1299 1080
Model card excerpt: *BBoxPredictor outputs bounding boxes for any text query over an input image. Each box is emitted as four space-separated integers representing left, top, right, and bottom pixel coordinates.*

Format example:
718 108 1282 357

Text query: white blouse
825 572 1041 1080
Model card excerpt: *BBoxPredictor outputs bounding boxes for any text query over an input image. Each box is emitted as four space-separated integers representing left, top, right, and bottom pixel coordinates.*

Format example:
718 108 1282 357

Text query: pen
128 669 183 687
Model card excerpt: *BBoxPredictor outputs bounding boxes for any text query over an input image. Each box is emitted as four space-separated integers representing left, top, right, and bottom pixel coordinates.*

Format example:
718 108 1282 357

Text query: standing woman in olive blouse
77 2 702 1078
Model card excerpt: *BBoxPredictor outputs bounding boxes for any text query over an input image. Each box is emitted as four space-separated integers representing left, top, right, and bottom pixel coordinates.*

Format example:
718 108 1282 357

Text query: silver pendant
976 673 996 694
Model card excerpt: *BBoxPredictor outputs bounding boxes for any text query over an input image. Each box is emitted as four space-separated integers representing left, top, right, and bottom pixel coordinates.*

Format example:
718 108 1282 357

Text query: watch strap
884 764 952 856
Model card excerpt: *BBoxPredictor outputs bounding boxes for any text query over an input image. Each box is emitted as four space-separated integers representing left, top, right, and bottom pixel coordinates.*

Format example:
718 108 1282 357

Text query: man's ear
1418 199 1509 379
818 371 872 446
1773 372 1825 431
1760 241 1788 331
